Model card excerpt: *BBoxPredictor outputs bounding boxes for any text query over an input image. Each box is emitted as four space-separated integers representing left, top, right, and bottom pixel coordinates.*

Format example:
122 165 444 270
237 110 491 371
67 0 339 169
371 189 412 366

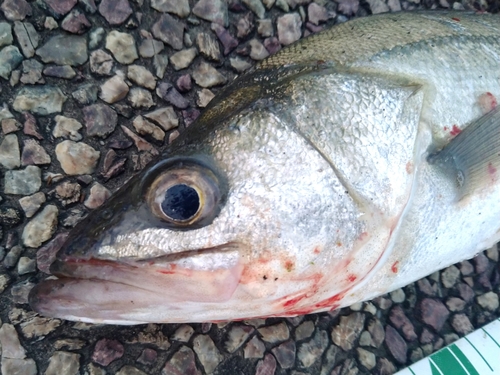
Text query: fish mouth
29 245 244 324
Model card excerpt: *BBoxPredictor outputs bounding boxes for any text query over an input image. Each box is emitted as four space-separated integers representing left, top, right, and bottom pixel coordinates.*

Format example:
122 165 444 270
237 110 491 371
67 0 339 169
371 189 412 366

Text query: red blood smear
391 261 399 273
347 274 357 282
283 294 307 309
452 17 460 21
450 125 461 136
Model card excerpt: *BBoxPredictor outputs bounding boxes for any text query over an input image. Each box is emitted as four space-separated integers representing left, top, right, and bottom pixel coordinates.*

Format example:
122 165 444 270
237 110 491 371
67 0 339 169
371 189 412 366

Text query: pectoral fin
428 106 500 198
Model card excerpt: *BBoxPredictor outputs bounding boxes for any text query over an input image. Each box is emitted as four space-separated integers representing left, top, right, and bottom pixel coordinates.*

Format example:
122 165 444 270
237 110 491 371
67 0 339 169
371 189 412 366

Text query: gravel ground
1 0 500 374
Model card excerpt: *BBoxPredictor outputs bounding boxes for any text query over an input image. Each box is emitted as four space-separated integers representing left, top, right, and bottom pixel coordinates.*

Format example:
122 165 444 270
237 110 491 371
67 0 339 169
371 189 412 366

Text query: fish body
30 12 500 324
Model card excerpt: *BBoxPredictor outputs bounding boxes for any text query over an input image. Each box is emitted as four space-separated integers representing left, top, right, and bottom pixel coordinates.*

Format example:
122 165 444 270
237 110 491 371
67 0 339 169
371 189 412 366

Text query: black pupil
161 184 200 221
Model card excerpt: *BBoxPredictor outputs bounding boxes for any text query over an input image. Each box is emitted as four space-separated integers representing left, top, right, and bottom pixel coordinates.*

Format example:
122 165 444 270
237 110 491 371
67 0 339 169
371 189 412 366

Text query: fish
29 11 500 324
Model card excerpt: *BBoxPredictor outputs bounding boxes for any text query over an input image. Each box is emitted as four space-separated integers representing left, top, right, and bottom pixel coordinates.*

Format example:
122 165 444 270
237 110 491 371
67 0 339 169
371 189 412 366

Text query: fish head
30 92 372 324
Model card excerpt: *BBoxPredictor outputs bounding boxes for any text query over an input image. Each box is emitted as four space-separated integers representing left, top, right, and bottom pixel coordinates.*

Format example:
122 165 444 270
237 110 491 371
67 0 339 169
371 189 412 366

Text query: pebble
45 351 80 375
138 39 163 59
55 140 100 175
255 353 276 375
192 61 227 87
43 64 76 79
170 48 198 71
0 46 24 79
53 339 86 351
151 14 185 50
1 0 32 21
100 74 129 103
156 82 189 108
230 57 252 72
417 298 450 331
385 325 407 364
18 192 45 218
474 253 489 273
127 65 156 90
237 13 253 38
0 323 26 359
295 320 315 341
151 0 190 17
192 0 228 27
308 2 329 25
21 139 51 165
297 330 328 367
44 16 58 30
357 347 376 370
116 365 148 375
459 260 474 276
331 312 365 351
366 0 389 13
36 34 87 66
446 297 466 312
105 31 138 64
390 288 406 303
0 134 20 169
45 0 77 16
17 256 36 274
4 166 41 195
196 88 215 107
11 280 34 304
144 107 179 133
211 23 238 55
82 103 117 137
263 36 281 54
92 339 124 366
249 39 270 60
73 84 99 105
90 49 114 75
457 282 475 303
0 274 10 294
258 322 289 343
389 306 417 341
257 19 273 37
272 339 296 369
277 13 302 45
53 115 83 141
196 32 221 62
153 53 169 78
162 346 201 375
84 182 111 209
0 22 12 47
13 22 38 58
240 336 264 360
61 10 91 34
137 348 157 365
225 325 254 353
99 0 132 25
20 59 44 84
192 334 223 373
54 181 81 206
21 204 58 247
128 87 155 108
3 245 22 268
13 86 66 115
476 292 499 311
441 265 460 288
171 324 194 342
451 314 474 335
121 126 158 156
20 316 61 339
2 118 21 134
132 116 165 141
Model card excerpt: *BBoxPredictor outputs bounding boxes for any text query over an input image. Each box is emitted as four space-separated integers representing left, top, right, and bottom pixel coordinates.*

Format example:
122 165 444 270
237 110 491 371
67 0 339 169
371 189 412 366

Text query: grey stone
90 49 114 75
297 330 329 367
116 365 148 375
224 325 254 353
152 14 185 50
151 0 190 17
20 59 44 84
390 288 405 303
53 115 83 141
4 166 41 195
153 53 169 78
451 314 474 335
0 22 13 47
4 245 22 268
277 12 302 45
21 139 51 165
14 22 39 58
54 181 81 206
242 0 266 18
272 339 296 369
193 0 228 26
196 88 214 107
13 86 66 115
255 353 276 375
45 351 80 375
237 13 253 38
127 65 156 89
1 0 32 21
139 38 164 58
100 75 129 103
99 0 133 25
417 298 450 331
36 34 87 66
0 323 26 358
308 2 329 25
22 205 58 248
105 31 138 64
441 265 460 288
211 23 238 55
11 282 35 304
385 325 407 364
192 62 227 87
171 325 194 342
1 358 37 375
61 10 91 34
55 140 100 175
161 346 201 375
19 192 46 218
92 338 124 366
389 305 417 341
132 116 165 141
357 348 376 370
0 134 20 169
45 0 77 16
0 46 23 79
0 274 10 294
249 39 269 60
84 182 111 209
43 65 76 79
230 57 252 72
128 87 154 108
366 0 389 13
83 103 117 137
196 32 221 61
258 322 289 343
476 292 499 311
295 320 315 341
331 312 366 351
156 82 188 108
446 297 466 312
257 19 273 37
192 335 222 373
89 27 105 49
243 335 265 359
73 84 98 105
170 48 197 70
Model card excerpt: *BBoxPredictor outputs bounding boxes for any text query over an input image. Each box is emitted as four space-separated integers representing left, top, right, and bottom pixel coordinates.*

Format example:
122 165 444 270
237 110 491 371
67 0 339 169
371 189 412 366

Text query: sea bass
30 12 500 324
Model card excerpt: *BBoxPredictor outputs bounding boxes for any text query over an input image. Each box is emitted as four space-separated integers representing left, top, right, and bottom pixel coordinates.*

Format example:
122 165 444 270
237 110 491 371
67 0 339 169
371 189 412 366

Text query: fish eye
146 163 222 228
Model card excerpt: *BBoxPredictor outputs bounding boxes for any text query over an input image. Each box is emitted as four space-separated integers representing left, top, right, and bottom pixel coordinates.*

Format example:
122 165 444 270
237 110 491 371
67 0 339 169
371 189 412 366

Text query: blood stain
391 261 399 273
347 274 357 282
284 260 294 272
450 125 461 136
